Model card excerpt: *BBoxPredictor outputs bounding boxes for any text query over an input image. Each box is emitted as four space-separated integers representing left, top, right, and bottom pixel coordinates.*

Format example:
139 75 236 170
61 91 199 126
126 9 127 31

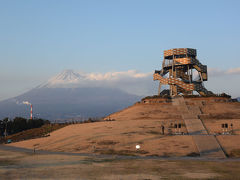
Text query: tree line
0 117 50 137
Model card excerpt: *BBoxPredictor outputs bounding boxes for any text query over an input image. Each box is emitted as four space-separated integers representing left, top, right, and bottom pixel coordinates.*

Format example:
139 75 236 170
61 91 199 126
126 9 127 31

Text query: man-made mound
8 97 240 157
8 120 197 156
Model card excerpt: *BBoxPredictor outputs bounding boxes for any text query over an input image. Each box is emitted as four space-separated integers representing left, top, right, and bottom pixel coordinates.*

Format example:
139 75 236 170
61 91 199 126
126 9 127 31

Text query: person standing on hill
161 125 165 135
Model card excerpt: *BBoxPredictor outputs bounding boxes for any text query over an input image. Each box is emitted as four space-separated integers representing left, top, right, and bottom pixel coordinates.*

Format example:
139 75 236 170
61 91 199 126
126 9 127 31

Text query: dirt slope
8 97 240 157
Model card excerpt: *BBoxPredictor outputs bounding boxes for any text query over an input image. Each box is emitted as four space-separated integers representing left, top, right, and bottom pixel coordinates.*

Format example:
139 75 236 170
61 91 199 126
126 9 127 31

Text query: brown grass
1 123 67 143
6 99 240 158
94 148 149 156
229 149 240 158
1 148 240 179
97 140 119 145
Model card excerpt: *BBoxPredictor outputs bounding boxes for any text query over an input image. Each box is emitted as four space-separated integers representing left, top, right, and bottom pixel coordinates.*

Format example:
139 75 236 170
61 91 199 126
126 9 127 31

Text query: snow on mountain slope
49 69 83 83
0 69 154 120
37 69 156 96
38 70 84 88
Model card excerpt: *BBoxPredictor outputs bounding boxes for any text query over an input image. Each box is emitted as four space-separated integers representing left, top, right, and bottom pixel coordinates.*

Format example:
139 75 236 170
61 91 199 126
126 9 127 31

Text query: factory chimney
30 104 33 120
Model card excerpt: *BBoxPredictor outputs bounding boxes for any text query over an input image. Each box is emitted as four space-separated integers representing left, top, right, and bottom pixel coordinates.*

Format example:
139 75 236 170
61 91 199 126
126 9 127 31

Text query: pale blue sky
0 0 240 100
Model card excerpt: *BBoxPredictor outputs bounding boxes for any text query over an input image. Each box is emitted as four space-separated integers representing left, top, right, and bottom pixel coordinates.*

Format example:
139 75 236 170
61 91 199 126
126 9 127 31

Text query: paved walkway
173 97 226 158
193 135 226 158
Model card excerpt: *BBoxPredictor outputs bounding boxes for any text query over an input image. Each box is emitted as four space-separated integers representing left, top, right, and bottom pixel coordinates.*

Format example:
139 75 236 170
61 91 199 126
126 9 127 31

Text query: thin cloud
208 67 240 76
226 67 240 75
40 70 156 96
40 67 240 97
85 70 152 81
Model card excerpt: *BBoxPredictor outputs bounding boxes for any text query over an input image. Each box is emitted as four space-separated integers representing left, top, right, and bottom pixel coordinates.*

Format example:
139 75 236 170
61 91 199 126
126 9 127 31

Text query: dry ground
8 100 240 157
8 120 198 157
2 98 240 179
1 148 240 180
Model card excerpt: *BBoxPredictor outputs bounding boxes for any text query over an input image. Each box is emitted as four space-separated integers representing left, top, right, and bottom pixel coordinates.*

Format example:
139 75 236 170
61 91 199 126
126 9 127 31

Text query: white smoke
16 101 31 105
22 101 31 105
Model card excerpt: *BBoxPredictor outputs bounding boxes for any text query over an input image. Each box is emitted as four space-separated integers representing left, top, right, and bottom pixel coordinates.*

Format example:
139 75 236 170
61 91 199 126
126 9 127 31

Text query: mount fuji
37 70 86 88
37 69 154 93
0 70 145 121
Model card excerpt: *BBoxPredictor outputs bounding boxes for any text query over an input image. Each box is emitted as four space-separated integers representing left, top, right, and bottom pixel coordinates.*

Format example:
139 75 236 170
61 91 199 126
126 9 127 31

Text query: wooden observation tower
154 48 213 96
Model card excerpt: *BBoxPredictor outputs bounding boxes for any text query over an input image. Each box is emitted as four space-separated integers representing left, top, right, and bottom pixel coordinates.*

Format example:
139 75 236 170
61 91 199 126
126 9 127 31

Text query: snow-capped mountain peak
37 70 85 88
36 69 154 96
50 69 83 82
